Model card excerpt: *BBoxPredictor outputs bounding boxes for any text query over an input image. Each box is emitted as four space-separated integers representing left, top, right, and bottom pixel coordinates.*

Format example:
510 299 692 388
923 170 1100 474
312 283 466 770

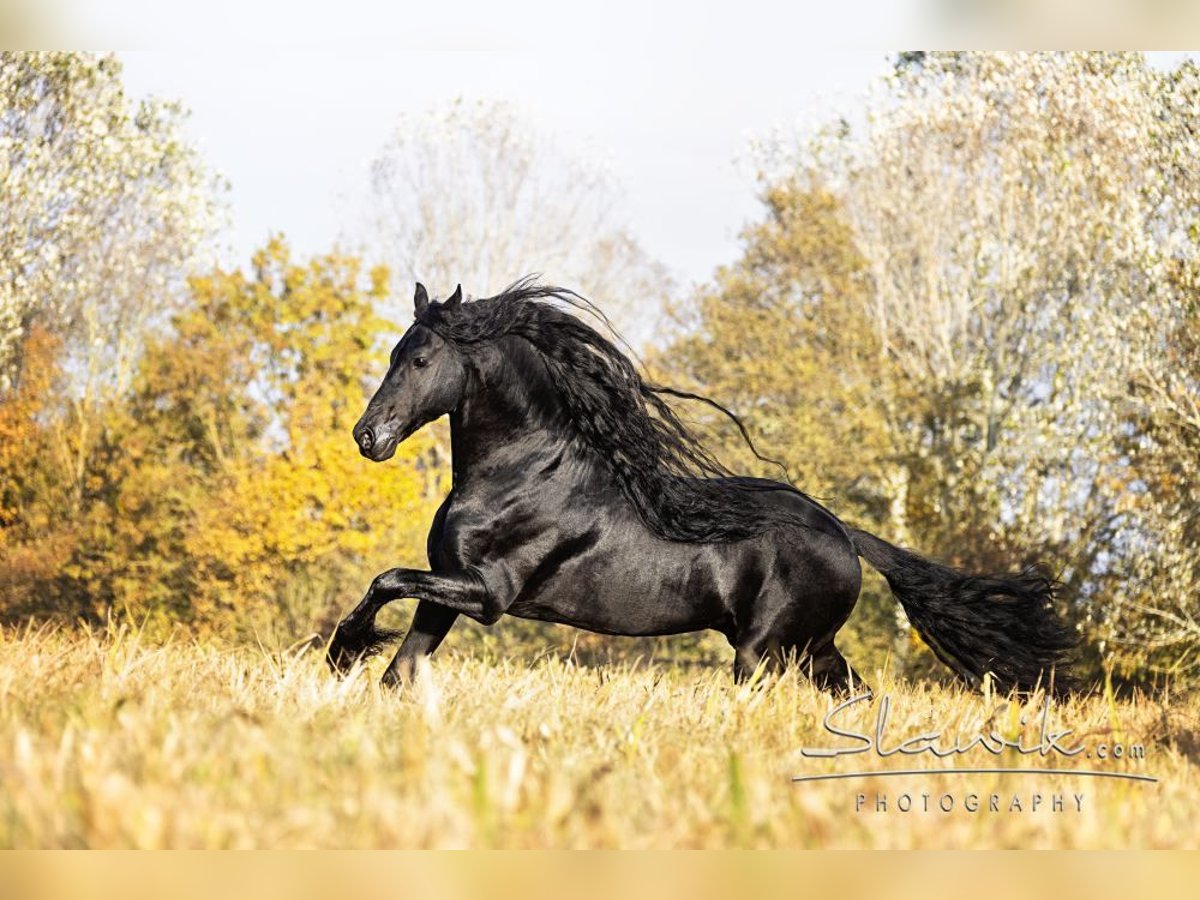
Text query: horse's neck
449 340 570 484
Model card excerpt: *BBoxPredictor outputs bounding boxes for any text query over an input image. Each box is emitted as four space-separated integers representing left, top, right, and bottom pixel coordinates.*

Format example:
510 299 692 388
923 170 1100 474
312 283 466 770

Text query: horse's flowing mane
416 278 819 543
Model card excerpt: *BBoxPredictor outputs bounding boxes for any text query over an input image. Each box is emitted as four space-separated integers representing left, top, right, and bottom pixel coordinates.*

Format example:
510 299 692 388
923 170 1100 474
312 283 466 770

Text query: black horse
328 280 1074 694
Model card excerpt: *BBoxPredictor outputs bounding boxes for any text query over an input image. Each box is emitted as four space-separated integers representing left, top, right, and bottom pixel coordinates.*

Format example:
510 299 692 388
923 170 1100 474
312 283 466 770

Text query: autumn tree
2 241 441 638
818 52 1200 680
0 327 72 616
173 241 443 632
0 51 220 513
664 52 1200 682
654 185 905 671
1121 289 1200 676
1112 59 1200 676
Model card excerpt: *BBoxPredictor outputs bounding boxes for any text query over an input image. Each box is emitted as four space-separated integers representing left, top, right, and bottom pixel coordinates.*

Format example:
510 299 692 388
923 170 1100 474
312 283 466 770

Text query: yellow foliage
0 327 58 530
0 240 444 633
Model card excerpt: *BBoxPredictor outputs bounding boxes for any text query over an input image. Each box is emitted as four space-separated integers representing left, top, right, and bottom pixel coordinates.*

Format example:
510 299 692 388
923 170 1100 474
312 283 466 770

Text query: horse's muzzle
354 421 401 461
355 425 376 454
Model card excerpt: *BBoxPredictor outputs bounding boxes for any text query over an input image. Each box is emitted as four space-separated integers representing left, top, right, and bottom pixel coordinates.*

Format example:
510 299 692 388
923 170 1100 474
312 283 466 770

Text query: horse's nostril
358 427 375 451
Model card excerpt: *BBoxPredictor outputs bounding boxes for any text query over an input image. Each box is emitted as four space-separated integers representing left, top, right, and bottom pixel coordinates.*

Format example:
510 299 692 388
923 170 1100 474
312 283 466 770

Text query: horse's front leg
379 600 459 688
327 567 499 675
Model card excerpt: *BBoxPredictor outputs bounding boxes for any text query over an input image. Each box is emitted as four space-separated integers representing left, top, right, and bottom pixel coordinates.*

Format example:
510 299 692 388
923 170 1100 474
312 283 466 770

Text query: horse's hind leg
733 631 870 697
733 577 867 694
731 612 789 682
731 591 820 684
803 642 872 697
733 638 780 682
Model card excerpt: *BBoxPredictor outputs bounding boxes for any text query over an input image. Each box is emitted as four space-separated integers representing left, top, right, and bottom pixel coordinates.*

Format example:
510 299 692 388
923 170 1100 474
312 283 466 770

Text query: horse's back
714 476 849 537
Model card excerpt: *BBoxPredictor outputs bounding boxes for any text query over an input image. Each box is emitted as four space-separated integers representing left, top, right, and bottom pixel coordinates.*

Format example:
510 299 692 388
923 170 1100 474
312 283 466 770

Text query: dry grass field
0 623 1196 849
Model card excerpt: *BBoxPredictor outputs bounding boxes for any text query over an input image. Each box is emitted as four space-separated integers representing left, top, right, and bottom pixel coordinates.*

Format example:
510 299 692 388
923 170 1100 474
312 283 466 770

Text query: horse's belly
505 538 737 636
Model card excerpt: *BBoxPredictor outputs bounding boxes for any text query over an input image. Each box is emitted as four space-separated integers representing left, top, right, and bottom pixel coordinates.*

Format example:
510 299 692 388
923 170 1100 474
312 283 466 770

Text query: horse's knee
475 603 504 626
371 567 413 596
473 587 507 626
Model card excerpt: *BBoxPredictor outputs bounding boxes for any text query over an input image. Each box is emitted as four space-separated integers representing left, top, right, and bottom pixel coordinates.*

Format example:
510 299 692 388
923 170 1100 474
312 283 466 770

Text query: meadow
0 623 1194 849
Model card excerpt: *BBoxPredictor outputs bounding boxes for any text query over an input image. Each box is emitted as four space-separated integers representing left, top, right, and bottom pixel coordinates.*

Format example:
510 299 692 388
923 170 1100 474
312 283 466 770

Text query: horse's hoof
326 647 354 677
379 672 404 691
379 659 415 691
326 626 365 677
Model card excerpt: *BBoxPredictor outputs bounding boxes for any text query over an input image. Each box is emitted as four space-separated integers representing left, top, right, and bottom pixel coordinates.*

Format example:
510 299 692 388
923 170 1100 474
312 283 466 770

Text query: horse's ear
446 284 463 309
414 282 429 315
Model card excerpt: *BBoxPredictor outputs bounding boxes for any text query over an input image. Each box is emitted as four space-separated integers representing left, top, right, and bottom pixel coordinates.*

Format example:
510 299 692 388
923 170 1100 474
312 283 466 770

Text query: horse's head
353 283 468 462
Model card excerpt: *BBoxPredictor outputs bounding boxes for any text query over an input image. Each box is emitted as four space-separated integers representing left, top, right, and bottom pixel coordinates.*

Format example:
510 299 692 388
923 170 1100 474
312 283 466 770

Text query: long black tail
849 527 1076 694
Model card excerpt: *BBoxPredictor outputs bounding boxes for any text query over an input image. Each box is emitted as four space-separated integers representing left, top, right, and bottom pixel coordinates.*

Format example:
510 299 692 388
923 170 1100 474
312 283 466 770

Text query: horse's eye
412 356 429 368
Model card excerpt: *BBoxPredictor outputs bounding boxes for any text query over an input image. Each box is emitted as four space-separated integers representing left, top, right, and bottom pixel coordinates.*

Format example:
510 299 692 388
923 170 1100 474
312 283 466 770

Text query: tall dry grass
0 623 1194 848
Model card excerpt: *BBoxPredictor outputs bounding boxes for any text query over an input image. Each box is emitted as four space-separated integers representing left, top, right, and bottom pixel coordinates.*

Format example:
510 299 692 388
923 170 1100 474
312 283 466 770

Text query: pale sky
118 48 893 291
116 42 1195 292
